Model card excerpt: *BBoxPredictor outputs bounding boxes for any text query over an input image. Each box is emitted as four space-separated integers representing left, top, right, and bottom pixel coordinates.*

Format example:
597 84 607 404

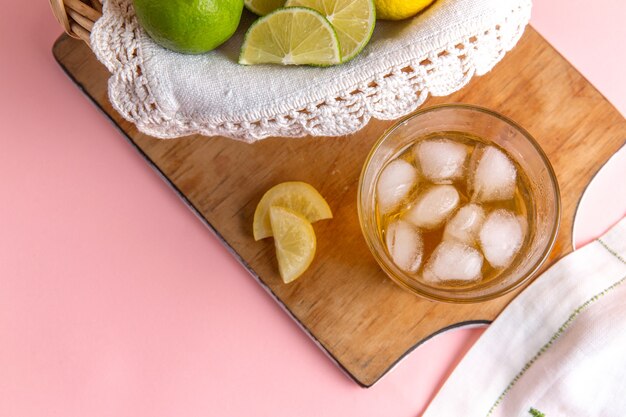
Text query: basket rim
49 0 72 36
49 0 103 42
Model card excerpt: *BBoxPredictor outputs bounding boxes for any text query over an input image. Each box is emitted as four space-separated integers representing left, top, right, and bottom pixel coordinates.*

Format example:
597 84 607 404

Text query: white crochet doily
91 0 531 142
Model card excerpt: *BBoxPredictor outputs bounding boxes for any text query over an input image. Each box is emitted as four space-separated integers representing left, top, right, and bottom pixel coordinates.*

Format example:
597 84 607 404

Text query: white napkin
91 0 531 141
423 216 626 417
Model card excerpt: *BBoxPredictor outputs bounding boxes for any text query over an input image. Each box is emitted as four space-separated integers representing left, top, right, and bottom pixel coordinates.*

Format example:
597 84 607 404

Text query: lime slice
270 206 317 283
285 0 375 62
253 181 332 240
239 7 341 66
244 0 285 15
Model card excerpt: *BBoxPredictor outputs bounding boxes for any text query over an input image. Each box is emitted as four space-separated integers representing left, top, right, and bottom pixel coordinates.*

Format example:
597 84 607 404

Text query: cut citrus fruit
253 181 332 240
285 0 376 62
244 0 285 15
270 206 317 283
239 7 341 66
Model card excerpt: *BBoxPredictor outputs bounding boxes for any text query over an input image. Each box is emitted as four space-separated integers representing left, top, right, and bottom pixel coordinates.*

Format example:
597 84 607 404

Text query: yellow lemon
375 0 435 20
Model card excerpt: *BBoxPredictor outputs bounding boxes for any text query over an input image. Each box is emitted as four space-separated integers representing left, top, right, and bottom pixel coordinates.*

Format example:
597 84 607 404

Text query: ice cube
405 185 460 229
415 139 468 183
376 159 418 214
479 209 525 268
471 146 517 202
422 241 483 283
385 220 423 273
443 204 485 247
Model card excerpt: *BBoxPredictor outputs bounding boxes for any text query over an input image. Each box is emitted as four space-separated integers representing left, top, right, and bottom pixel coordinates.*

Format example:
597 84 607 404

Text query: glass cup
358 104 561 303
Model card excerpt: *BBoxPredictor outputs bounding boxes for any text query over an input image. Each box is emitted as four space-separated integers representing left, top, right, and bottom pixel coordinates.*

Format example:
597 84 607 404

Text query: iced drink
376 132 533 287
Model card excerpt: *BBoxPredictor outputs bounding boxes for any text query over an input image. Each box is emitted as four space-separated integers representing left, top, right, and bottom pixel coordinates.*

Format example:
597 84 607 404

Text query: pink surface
1 2 625 416
573 145 626 248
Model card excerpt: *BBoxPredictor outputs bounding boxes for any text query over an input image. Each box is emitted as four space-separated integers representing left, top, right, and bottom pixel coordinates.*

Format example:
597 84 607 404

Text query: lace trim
91 0 531 142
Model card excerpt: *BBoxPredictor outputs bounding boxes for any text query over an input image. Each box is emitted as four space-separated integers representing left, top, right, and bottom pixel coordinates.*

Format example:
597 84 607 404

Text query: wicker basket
48 0 533 141
50 0 102 44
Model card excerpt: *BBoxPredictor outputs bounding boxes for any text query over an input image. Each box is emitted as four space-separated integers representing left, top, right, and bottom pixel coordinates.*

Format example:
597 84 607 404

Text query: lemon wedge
253 181 332 240
270 206 317 283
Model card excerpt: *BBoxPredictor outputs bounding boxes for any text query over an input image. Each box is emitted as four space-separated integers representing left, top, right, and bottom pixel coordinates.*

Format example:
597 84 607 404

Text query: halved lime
253 181 332 240
244 0 285 15
270 206 317 283
285 0 375 62
239 7 341 66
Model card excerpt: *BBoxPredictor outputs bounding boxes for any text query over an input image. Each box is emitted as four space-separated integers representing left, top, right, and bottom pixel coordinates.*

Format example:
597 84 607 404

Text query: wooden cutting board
53 27 626 387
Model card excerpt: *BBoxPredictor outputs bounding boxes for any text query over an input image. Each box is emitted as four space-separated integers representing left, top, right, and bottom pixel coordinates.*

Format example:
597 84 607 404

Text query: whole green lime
133 0 244 54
